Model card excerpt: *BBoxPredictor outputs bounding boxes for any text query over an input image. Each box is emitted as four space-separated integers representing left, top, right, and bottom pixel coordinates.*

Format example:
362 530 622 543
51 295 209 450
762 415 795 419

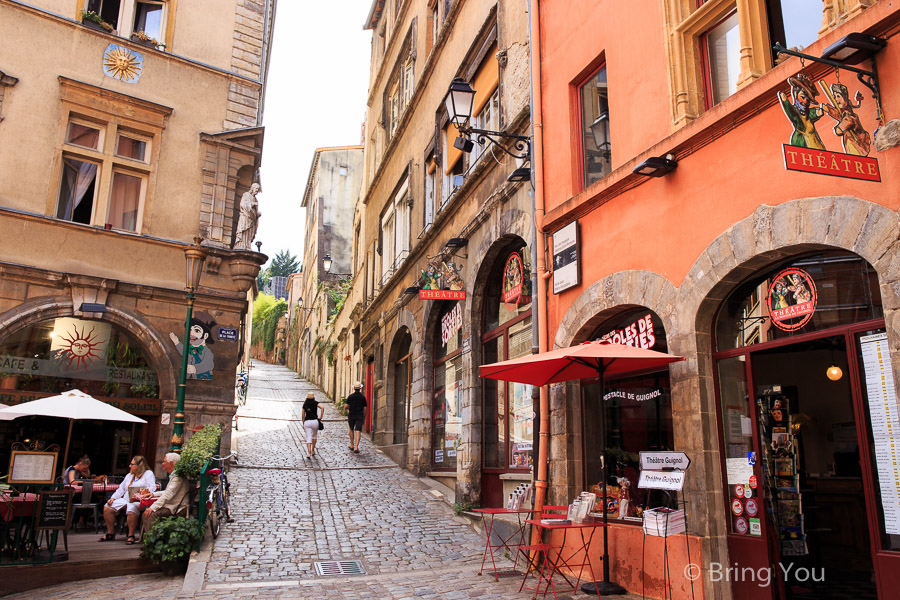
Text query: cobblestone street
8 362 638 599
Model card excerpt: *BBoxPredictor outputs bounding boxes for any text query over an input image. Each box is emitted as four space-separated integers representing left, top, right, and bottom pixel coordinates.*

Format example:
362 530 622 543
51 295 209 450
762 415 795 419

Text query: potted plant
141 516 202 576
131 30 162 49
0 372 17 390
80 9 114 33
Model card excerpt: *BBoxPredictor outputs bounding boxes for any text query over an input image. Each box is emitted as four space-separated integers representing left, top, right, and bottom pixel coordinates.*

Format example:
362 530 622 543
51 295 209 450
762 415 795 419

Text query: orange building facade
535 1 900 599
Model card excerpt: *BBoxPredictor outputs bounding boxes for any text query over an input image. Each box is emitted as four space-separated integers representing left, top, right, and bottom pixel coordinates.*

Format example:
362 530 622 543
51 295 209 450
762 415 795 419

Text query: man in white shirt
142 452 189 531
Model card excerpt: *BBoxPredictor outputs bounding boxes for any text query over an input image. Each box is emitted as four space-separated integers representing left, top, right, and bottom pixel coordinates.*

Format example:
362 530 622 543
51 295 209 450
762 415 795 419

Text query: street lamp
322 254 333 273
443 78 530 168
171 236 208 452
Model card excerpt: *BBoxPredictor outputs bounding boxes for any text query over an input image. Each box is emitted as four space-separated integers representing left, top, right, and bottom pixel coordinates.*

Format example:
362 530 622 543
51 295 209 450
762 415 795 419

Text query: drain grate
314 560 366 577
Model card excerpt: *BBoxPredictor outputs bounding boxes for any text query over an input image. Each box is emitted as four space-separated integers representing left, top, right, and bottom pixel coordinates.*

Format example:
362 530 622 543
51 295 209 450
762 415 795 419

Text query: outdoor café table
1 492 39 560
520 518 606 600
472 508 535 579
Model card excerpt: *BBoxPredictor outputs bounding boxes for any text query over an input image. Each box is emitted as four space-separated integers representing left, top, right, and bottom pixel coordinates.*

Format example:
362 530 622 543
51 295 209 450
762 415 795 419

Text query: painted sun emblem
103 45 143 82
57 325 105 370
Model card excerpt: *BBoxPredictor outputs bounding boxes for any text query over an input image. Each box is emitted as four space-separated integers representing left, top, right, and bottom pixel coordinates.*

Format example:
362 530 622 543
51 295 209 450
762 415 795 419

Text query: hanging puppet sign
766 267 817 331
170 311 216 380
501 251 532 311
779 72 880 181
420 257 466 300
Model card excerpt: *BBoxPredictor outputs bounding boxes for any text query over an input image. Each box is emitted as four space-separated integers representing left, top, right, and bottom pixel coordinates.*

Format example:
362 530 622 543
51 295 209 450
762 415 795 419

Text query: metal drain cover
314 560 366 576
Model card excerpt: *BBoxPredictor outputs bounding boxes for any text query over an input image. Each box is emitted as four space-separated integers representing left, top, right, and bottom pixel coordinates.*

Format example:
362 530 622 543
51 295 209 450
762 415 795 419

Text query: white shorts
304 419 319 443
109 498 141 514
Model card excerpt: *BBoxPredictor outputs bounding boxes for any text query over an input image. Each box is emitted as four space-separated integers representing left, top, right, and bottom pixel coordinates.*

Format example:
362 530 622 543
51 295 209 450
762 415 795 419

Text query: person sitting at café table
63 455 91 484
99 455 156 545
141 452 189 531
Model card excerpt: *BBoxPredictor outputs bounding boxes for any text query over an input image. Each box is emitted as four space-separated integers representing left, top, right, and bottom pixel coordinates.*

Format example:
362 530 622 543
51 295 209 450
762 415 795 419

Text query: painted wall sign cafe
420 256 466 300
778 72 881 182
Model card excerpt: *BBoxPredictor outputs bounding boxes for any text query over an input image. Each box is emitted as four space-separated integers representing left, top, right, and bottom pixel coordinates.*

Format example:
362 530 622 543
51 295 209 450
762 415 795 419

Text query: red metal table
472 508 535 580
520 518 606 600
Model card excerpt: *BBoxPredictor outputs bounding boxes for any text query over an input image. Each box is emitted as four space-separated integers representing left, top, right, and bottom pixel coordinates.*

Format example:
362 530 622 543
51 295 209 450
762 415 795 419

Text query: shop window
715 251 882 351
703 12 740 106
482 244 534 470
583 308 675 520
579 65 610 188
433 302 463 470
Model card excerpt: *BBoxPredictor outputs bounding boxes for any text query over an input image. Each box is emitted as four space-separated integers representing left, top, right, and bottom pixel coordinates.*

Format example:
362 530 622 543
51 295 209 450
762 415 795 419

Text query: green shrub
141 516 202 563
174 423 221 478
453 501 479 516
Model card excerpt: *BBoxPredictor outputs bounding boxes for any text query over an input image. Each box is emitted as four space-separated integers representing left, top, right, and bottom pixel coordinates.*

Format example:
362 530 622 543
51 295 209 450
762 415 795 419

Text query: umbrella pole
583 367 626 596
61 420 74 480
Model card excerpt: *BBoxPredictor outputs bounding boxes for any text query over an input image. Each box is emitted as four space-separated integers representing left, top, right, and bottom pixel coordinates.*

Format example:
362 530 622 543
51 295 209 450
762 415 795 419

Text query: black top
345 391 367 417
302 400 319 422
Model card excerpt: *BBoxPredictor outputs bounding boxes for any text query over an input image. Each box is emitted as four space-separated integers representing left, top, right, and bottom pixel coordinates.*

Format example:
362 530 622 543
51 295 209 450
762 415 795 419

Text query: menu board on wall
860 332 900 535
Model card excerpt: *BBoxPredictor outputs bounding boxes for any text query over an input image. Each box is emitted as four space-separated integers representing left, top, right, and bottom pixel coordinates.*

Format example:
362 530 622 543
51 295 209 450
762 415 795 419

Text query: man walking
346 381 367 453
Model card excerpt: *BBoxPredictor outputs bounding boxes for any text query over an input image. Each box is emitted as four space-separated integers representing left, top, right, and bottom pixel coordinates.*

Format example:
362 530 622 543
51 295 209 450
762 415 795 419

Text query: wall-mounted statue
234 183 261 250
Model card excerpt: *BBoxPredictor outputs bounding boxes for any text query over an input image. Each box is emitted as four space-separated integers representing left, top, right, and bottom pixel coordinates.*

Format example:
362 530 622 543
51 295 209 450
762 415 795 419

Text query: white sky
256 1 373 267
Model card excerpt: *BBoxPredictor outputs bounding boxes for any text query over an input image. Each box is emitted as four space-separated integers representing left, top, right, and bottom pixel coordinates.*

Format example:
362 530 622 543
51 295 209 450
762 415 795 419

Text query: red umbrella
479 340 684 595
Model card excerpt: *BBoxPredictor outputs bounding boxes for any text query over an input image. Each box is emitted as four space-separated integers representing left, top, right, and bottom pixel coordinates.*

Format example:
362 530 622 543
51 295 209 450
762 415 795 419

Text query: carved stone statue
234 183 261 250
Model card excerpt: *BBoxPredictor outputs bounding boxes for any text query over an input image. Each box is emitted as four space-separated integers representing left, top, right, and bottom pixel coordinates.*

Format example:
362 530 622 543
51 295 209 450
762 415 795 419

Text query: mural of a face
189 324 208 347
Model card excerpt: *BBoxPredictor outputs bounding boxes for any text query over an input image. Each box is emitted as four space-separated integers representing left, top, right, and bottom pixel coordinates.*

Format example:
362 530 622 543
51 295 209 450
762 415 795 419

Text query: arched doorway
391 328 412 445
480 240 533 507
0 315 161 476
712 249 891 599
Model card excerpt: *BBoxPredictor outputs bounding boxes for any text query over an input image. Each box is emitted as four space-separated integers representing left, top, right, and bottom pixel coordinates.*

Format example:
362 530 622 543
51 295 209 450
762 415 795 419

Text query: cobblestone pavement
11 361 642 599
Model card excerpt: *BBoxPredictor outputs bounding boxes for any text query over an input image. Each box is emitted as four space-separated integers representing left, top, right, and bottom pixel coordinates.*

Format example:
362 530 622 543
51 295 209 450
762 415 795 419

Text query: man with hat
345 382 367 453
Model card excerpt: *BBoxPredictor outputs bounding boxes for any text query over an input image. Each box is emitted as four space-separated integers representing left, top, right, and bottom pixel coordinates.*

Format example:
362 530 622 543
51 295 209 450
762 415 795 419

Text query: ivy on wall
251 293 287 352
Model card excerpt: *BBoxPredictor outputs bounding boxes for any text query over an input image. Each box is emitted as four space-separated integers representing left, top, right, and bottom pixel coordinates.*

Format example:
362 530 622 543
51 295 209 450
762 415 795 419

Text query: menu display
9 450 57 484
860 332 900 535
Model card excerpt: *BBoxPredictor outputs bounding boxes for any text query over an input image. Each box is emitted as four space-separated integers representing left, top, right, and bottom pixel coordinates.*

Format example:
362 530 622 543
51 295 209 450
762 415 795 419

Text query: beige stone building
0 0 273 476
347 0 534 507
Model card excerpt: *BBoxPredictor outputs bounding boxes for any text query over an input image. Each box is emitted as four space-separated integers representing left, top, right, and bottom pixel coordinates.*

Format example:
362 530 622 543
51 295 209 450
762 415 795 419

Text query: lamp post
171 236 208 452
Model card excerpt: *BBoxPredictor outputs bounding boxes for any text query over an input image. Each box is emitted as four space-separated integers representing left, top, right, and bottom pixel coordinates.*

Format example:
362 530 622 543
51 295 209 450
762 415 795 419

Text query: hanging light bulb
826 364 843 381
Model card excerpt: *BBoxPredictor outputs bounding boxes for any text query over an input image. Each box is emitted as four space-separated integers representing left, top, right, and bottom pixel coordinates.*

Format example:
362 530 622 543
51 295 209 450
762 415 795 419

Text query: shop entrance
713 251 900 600
751 335 874 599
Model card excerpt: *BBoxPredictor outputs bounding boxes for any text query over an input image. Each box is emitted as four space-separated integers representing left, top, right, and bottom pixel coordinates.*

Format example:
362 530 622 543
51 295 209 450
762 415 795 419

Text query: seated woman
63 455 91 484
99 455 156 545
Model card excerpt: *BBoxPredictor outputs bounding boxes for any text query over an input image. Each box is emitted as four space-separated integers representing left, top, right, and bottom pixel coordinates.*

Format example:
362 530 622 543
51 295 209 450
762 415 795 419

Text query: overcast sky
256 1 373 266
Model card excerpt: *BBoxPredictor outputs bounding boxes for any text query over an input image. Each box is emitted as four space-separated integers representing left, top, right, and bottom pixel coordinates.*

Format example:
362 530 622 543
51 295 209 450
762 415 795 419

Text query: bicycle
205 452 236 538
235 371 249 407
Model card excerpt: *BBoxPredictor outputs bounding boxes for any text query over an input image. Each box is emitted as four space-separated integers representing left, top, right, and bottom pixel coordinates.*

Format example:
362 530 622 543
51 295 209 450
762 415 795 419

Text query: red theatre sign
783 145 880 182
420 289 466 300
766 267 817 331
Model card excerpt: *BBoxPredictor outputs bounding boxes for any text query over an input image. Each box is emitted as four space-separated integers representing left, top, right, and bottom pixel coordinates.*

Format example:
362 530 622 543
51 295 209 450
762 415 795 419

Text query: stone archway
0 295 177 399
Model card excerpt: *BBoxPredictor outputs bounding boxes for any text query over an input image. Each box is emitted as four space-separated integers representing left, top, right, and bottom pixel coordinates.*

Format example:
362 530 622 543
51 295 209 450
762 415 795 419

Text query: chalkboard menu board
37 490 73 531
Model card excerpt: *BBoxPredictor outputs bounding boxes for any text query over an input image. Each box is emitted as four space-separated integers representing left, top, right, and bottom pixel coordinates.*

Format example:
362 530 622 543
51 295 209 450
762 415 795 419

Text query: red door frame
712 319 889 599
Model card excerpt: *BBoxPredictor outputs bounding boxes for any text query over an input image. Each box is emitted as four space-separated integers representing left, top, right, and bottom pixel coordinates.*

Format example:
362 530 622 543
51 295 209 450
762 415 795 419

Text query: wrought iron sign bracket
772 43 883 122
457 126 530 160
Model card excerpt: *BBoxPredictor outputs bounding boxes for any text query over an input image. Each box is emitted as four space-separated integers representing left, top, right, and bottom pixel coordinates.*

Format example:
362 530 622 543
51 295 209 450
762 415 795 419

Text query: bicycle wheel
207 490 220 538
221 477 233 523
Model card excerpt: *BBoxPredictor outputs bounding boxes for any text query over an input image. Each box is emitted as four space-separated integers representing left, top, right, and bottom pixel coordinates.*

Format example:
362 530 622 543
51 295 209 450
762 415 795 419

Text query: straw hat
353 381 362 389
306 392 315 400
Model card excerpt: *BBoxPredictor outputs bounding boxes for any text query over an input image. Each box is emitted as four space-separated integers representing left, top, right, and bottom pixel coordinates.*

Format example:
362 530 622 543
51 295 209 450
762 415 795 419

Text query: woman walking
302 392 324 459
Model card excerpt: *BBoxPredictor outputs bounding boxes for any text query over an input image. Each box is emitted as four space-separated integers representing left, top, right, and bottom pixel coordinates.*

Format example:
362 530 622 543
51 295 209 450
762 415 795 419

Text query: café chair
70 480 101 533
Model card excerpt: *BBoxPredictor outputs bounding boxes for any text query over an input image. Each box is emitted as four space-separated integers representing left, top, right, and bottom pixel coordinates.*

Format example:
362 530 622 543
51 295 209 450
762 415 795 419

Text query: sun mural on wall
55 324 105 370
102 44 143 83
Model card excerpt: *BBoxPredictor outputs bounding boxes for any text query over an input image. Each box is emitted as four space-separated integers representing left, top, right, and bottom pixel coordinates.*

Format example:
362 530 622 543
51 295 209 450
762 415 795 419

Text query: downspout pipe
528 0 551 550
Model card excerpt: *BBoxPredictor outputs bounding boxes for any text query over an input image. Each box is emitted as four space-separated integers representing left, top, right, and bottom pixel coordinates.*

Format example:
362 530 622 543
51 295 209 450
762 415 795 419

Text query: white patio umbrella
0 389 147 477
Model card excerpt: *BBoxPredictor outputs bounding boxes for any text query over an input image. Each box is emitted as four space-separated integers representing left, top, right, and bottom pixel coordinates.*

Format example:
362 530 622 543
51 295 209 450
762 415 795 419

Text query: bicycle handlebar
211 452 238 461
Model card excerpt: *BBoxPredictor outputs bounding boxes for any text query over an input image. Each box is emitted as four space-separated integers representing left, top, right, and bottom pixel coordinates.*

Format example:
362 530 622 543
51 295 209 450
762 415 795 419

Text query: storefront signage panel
552 221 579 294
638 470 685 490
502 252 529 310
860 332 900 535
0 354 156 386
441 303 463 348
0 389 160 415
640 451 691 471
766 268 817 331
420 289 466 300
420 258 465 300
598 313 657 349
783 145 880 181
777 72 881 182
